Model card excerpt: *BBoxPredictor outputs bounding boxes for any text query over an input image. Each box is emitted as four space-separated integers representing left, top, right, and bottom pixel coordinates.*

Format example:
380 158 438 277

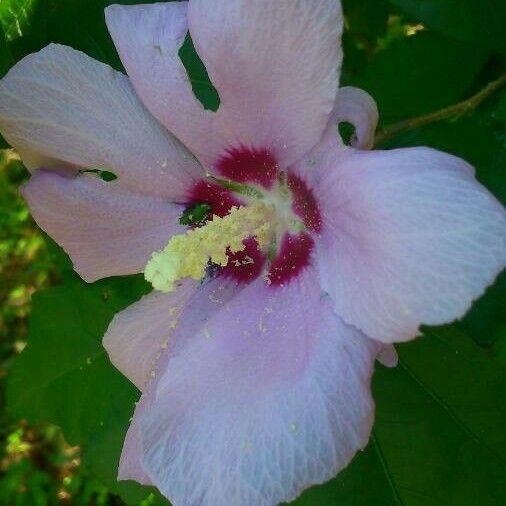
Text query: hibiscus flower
0 1 504 505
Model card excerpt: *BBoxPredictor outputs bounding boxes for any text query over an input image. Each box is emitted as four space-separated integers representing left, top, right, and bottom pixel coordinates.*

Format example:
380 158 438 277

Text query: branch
374 73 506 146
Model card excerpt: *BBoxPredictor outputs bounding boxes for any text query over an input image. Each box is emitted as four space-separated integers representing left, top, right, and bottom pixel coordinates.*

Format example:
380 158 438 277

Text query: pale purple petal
105 3 216 167
117 277 245 485
377 345 399 368
22 171 186 282
118 404 153 485
187 0 344 168
315 146 506 343
126 270 380 505
307 87 378 159
103 280 198 391
290 122 344 187
333 86 379 149
0 44 203 200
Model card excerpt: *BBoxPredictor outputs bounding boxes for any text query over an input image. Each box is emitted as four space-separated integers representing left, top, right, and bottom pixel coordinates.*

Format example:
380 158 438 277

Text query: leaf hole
79 169 118 182
178 33 220 112
338 121 357 146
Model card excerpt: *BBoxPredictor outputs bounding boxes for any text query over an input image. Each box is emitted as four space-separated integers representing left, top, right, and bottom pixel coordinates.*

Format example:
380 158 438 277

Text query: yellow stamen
145 203 275 293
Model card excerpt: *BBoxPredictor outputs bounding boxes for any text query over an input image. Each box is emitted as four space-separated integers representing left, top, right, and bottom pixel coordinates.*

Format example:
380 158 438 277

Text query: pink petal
301 86 378 171
118 277 245 485
105 3 216 168
0 44 203 200
315 146 506 343
118 401 153 485
22 171 186 282
187 0 344 168
103 280 198 391
127 269 380 505
333 87 379 150
377 345 399 368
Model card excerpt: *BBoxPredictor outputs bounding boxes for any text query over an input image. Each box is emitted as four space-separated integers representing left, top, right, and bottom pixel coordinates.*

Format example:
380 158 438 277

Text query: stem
374 73 506 146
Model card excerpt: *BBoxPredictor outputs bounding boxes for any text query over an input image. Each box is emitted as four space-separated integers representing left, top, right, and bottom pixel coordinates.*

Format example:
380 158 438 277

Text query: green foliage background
0 0 505 505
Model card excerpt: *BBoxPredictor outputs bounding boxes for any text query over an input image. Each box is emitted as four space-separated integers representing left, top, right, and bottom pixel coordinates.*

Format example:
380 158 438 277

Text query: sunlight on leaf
0 0 39 41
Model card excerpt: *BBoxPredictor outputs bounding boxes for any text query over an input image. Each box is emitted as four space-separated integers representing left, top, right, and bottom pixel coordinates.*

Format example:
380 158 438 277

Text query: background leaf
0 0 39 41
389 0 506 54
347 31 489 122
342 0 389 51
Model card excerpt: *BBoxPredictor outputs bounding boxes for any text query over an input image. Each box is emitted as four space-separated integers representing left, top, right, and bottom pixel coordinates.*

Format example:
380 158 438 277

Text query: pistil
145 202 276 293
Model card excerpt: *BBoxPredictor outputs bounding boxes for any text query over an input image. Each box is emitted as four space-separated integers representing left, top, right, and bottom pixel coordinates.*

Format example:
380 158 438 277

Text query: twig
374 73 506 146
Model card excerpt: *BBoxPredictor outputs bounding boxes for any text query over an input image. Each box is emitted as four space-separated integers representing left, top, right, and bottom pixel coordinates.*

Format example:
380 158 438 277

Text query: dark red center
188 180 242 218
217 146 279 189
186 147 321 287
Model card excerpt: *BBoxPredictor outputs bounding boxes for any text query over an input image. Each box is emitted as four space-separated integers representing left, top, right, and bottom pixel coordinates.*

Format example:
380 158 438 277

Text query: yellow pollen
145 203 275 292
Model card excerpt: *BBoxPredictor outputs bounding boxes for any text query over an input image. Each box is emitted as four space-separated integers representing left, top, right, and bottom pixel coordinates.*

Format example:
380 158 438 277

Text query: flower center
145 201 277 293
145 147 321 292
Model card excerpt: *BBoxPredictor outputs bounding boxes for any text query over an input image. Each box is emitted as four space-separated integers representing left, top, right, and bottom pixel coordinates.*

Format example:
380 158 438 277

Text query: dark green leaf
370 332 505 506
389 0 506 54
351 32 488 122
342 0 389 51
493 90 506 123
462 271 506 348
0 23 12 77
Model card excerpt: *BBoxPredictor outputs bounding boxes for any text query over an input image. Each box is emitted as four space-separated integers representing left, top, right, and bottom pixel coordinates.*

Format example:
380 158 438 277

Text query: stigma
145 202 276 293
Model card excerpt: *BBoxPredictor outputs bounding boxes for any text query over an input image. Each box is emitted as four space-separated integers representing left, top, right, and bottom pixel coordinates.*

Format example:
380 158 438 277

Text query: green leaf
389 0 506 54
491 327 506 368
342 0 389 50
0 0 39 41
0 23 12 77
350 31 489 122
462 271 506 348
373 327 505 506
5 274 168 505
493 90 506 123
